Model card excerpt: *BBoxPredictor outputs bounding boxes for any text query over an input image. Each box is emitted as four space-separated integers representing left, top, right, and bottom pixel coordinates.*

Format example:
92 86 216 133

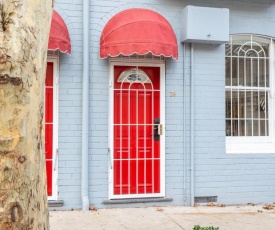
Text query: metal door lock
153 118 162 141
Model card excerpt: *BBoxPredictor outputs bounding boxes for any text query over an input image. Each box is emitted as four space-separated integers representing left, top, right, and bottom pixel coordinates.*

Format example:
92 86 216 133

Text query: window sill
226 137 275 154
227 149 275 154
102 197 173 205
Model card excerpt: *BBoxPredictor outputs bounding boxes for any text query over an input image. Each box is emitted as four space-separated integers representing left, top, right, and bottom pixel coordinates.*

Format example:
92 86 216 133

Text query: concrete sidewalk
50 205 275 230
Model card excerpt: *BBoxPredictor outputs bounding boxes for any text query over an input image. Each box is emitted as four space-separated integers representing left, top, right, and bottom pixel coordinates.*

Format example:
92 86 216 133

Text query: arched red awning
100 8 178 59
48 10 71 54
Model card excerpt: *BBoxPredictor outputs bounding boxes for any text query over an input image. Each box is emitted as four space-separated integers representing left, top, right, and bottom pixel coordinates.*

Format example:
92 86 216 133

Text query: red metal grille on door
45 62 53 196
113 66 161 196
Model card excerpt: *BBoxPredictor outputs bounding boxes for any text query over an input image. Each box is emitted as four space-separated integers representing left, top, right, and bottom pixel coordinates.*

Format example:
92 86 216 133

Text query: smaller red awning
100 8 178 59
48 10 71 54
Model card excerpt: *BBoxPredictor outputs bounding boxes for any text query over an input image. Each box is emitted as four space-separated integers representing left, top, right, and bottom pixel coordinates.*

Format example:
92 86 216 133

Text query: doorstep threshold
102 197 173 205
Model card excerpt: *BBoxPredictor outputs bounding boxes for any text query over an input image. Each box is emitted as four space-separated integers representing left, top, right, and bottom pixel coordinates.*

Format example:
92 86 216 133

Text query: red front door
45 62 54 196
113 65 161 197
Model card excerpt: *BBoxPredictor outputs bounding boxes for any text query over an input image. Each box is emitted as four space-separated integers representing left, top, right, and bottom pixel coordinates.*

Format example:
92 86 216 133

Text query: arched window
225 35 275 153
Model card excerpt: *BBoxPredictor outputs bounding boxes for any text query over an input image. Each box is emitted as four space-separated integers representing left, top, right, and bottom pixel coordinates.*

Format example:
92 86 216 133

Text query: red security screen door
45 62 54 196
113 65 162 197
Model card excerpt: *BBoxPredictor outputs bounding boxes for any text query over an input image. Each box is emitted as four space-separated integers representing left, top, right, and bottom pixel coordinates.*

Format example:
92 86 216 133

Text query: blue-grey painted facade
52 0 275 209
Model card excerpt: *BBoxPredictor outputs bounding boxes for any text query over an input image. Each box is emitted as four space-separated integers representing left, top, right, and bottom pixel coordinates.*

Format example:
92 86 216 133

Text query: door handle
153 118 161 141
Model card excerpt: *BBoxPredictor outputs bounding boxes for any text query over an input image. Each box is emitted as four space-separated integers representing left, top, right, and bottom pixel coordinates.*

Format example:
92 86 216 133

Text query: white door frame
108 59 166 199
46 55 59 200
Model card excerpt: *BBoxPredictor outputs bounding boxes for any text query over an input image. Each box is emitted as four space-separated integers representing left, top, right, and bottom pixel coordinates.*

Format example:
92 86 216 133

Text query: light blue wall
53 0 275 209
53 1 83 209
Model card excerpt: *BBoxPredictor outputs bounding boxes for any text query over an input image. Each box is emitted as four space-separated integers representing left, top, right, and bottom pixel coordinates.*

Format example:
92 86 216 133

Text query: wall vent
195 196 217 203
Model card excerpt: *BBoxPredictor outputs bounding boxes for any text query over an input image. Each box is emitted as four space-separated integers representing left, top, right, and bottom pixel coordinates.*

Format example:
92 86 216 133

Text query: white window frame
46 54 59 200
108 59 166 199
226 35 275 154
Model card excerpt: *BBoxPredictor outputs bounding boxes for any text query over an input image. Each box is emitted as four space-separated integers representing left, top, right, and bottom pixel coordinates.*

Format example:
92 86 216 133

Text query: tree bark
0 0 53 229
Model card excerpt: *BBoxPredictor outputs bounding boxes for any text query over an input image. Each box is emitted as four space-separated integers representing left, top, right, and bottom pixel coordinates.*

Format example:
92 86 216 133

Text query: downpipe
82 0 90 211
183 43 186 192
190 43 195 206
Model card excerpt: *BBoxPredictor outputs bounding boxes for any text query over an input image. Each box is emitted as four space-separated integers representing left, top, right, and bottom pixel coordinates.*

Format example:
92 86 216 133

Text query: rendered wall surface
52 1 84 210
53 0 275 209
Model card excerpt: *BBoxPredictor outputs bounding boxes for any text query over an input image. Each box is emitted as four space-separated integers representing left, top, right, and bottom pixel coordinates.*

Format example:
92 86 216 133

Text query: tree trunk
0 1 53 229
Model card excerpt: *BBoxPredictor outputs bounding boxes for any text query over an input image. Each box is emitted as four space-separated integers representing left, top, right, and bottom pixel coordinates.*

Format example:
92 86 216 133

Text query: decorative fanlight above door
117 68 151 84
